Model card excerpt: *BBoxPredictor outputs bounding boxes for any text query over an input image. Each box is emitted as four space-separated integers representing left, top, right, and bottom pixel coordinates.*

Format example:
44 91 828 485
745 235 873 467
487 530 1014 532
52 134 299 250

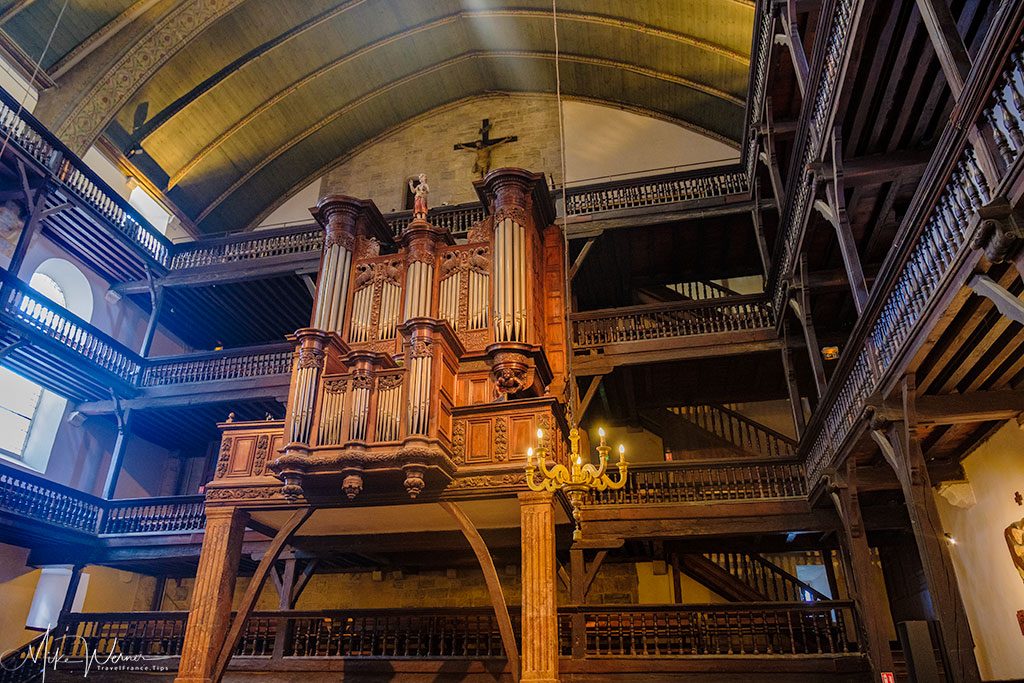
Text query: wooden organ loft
213 168 569 503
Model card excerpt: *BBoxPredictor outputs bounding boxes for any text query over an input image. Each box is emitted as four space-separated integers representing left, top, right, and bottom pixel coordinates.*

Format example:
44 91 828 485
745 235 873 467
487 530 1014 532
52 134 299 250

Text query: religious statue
1007 518 1024 584
409 173 429 219
454 119 518 179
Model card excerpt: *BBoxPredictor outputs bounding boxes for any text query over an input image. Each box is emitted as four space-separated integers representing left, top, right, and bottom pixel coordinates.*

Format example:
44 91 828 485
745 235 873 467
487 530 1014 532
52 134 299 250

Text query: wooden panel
466 419 493 464
509 415 535 461
228 436 256 477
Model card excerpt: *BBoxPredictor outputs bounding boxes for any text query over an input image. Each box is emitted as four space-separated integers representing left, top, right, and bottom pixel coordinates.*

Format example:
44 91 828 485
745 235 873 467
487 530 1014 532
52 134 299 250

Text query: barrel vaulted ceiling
1 0 755 235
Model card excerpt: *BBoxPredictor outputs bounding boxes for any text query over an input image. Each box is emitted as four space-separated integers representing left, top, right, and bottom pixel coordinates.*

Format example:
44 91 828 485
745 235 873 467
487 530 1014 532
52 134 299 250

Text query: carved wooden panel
466 419 493 464
216 426 284 479
452 401 562 468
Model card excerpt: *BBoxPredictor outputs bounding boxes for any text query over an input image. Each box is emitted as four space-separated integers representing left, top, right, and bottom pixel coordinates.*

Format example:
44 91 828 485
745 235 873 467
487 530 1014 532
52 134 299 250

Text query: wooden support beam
826 127 869 314
782 0 810 95
761 97 787 208
874 375 980 683
751 177 772 277
8 161 46 279
872 390 1024 426
842 150 932 186
291 559 318 606
577 375 604 419
789 258 827 398
780 320 806 438
826 460 895 682
440 502 519 682
969 273 1024 325
212 507 312 683
39 202 73 219
915 0 972 99
568 237 596 281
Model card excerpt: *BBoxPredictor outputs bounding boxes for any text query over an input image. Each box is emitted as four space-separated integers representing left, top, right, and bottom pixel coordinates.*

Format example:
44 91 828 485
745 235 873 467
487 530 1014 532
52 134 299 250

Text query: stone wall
320 94 563 214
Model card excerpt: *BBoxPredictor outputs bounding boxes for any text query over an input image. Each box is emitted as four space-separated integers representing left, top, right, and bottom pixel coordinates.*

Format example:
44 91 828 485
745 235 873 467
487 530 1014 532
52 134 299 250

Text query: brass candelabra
525 426 628 541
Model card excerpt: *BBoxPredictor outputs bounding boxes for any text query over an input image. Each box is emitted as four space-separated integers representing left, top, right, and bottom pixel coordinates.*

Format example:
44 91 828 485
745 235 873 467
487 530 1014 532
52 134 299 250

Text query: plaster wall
934 421 1024 681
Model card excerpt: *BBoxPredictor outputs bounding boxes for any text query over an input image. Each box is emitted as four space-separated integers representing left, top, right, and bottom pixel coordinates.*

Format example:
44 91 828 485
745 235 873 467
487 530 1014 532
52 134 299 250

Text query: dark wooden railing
1 273 142 385
169 225 323 270
99 495 205 535
0 462 204 536
140 342 293 387
583 459 806 505
571 295 773 351
667 280 740 301
802 25 1021 486
0 465 101 534
0 88 172 268
559 602 857 657
670 404 797 458
564 166 748 216
703 553 831 602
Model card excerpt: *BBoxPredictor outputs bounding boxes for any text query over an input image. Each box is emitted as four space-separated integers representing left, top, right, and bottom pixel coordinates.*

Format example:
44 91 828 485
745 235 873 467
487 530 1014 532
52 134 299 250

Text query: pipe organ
256 168 568 502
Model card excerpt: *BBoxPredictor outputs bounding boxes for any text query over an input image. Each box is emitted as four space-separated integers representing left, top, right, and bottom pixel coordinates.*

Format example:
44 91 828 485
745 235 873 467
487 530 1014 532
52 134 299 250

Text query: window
0 260 91 471
0 271 65 459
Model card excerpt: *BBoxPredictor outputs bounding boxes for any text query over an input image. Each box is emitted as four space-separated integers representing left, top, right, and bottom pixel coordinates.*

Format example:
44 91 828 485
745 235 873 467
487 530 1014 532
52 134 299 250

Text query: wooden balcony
571 295 777 375
0 88 172 282
0 603 865 682
800 7 1024 489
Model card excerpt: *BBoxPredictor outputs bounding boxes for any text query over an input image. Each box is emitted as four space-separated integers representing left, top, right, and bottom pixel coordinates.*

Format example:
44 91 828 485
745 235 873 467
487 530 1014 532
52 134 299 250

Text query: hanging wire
0 0 71 161
551 0 578 423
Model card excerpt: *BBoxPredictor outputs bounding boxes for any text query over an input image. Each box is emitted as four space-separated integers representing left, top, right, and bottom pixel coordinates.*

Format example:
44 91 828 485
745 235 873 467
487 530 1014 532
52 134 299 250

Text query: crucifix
454 118 518 179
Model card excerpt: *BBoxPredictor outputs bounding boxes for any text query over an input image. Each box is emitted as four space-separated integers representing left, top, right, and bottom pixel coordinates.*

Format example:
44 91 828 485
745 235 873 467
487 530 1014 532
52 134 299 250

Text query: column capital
474 167 555 229
311 194 393 246
518 490 555 506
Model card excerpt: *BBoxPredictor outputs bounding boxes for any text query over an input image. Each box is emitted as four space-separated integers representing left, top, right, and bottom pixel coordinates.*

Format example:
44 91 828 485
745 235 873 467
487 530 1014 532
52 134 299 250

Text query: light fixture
821 346 840 360
944 533 957 545
525 426 627 541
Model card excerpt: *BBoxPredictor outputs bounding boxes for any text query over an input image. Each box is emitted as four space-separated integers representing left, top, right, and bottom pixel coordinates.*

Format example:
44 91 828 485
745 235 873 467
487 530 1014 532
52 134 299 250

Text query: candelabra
525 426 627 541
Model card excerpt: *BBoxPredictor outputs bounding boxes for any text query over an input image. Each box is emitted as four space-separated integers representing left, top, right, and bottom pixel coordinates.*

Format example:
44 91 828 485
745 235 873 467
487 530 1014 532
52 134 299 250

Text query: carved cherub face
418 173 427 183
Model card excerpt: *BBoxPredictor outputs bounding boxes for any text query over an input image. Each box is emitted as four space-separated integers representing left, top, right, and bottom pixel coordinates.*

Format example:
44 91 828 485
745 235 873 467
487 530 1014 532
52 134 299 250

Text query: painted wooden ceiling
2 0 754 235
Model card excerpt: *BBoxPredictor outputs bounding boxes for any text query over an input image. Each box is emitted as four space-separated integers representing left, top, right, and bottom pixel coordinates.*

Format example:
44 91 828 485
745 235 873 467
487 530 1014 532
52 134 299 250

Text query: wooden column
519 491 559 682
174 506 248 683
828 459 894 681
878 375 980 683
101 405 133 499
826 128 869 314
7 161 45 280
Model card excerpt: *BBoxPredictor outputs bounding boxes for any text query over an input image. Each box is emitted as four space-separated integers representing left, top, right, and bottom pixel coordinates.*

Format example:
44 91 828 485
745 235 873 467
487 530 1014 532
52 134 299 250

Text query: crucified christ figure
454 119 518 179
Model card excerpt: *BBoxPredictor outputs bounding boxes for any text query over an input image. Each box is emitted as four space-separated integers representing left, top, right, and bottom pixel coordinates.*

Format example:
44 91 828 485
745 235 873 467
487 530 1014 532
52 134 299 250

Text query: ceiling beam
841 150 932 186
871 390 1024 425
48 0 162 79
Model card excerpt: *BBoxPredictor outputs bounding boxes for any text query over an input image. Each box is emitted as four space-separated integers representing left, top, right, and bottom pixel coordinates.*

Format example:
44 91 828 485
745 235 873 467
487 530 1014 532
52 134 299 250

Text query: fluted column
519 491 559 682
174 506 248 683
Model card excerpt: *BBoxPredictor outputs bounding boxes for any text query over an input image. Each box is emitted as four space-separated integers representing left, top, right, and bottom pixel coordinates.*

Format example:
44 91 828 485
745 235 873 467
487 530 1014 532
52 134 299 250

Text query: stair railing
704 552 831 602
670 404 797 458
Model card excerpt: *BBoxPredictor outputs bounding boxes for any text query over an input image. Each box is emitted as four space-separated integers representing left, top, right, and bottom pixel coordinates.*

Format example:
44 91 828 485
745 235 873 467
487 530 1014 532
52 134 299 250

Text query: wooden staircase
666 404 797 458
676 551 831 603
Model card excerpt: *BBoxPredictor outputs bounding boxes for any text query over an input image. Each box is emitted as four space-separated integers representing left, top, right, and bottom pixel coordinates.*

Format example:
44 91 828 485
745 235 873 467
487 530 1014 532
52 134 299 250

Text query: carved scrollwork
351 372 373 390
451 419 466 464
467 220 490 243
324 229 355 251
494 206 528 227
378 374 404 390
206 486 281 501
297 348 325 369
448 473 527 489
214 437 232 478
494 417 508 461
252 434 270 475
323 378 348 394
407 242 434 266
494 367 527 395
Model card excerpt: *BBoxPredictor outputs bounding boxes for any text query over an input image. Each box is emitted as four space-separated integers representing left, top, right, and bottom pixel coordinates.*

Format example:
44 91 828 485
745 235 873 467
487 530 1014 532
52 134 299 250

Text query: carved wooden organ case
215 168 569 503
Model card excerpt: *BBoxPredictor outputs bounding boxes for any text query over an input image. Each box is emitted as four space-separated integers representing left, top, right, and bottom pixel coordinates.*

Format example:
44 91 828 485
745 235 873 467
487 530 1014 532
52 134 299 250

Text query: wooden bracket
970 273 1024 325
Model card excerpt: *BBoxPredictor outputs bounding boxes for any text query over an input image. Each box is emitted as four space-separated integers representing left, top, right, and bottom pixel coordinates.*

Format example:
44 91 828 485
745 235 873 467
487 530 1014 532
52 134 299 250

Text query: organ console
229 167 572 502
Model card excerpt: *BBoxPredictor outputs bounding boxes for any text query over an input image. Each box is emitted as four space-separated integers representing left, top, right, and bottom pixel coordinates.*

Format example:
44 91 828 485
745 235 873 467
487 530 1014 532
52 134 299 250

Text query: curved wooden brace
211 506 313 682
439 501 520 683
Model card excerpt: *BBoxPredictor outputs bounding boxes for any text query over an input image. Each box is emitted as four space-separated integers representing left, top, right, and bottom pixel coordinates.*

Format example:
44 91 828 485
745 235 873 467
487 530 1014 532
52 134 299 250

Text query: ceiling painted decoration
0 0 755 235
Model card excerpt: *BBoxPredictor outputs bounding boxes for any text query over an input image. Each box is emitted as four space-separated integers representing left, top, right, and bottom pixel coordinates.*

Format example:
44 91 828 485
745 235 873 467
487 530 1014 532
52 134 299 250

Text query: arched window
0 260 92 469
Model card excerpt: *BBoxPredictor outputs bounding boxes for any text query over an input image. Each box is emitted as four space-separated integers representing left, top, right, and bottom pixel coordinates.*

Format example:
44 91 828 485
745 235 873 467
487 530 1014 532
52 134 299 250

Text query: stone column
519 491 559 682
174 506 248 683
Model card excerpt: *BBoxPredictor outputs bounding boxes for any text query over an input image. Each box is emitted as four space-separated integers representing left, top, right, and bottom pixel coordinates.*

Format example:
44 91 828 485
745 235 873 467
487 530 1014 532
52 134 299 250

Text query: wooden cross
454 119 518 178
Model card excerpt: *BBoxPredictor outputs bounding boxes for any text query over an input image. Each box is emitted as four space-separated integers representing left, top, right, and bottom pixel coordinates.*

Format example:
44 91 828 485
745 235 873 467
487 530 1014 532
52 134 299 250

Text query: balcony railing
670 404 797 458
802 19 1021 487
571 295 773 351
385 201 487 238
169 225 323 270
0 461 204 536
140 342 294 387
564 166 748 216
559 602 857 657
0 273 142 385
583 459 806 505
0 88 173 268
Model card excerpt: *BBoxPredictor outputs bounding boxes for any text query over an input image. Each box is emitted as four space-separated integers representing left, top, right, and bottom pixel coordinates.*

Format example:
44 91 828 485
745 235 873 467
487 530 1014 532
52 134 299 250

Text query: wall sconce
821 346 839 360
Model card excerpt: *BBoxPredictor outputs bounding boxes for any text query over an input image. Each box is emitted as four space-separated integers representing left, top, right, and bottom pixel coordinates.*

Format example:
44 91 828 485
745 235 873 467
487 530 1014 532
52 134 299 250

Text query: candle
527 447 534 464
618 444 625 463
598 426 606 446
